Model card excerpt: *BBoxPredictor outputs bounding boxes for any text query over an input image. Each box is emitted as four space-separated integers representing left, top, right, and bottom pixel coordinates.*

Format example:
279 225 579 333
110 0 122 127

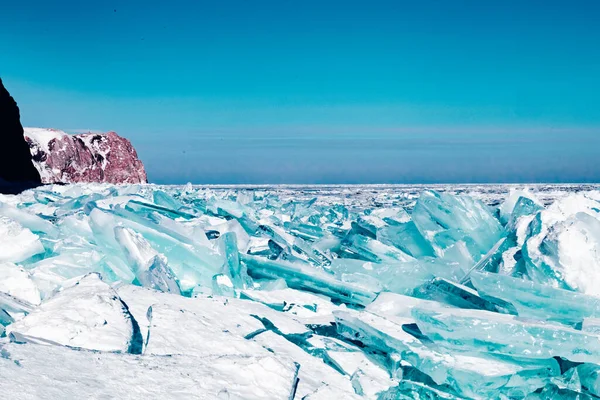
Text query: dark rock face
0 79 42 192
25 129 148 184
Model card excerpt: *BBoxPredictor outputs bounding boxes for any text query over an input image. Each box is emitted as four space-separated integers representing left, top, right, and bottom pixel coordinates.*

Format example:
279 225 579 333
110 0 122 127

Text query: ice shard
471 271 600 326
0 216 45 263
114 226 181 294
412 306 600 364
242 254 377 306
412 191 504 262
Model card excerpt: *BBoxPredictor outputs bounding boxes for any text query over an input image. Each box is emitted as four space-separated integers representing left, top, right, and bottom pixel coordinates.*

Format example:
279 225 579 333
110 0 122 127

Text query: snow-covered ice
0 183 599 399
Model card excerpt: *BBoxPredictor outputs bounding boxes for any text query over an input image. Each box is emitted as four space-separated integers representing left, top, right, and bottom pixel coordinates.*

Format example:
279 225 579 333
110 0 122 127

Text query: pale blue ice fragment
412 191 504 261
331 258 464 296
377 221 436 258
412 306 600 364
471 271 600 326
89 207 221 292
411 277 512 313
582 318 600 334
218 232 251 293
334 310 559 398
258 224 331 267
114 227 181 294
242 255 376 306
508 196 544 229
498 189 543 226
283 222 324 242
351 215 386 239
0 203 58 238
339 234 414 263
125 199 196 220
577 364 600 397
153 190 184 211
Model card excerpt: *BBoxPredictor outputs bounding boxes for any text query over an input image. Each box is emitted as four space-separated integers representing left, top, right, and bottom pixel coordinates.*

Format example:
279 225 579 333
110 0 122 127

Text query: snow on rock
0 340 299 400
24 128 147 184
7 273 142 353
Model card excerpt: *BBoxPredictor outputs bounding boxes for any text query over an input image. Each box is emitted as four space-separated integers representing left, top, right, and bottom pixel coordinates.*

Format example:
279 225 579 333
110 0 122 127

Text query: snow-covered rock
24 128 147 184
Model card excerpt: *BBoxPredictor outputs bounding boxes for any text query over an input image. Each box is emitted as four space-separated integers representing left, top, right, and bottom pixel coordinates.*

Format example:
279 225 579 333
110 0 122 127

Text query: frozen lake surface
1 183 599 399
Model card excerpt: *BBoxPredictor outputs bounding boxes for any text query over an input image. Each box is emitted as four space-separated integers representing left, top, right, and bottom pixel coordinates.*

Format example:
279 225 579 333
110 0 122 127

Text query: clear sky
1 0 599 184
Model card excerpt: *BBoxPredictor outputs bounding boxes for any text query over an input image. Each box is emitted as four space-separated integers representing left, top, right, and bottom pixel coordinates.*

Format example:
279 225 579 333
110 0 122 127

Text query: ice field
1 183 600 399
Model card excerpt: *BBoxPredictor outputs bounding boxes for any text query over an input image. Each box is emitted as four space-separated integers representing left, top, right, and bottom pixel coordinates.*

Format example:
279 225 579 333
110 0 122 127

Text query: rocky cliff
24 128 148 184
0 79 42 192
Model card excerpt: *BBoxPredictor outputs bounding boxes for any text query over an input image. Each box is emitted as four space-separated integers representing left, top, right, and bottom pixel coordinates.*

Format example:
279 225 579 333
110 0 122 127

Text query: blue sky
1 0 599 184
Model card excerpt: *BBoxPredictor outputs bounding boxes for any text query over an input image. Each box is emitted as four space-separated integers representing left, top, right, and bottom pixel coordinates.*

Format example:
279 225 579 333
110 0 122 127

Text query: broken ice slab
525 383 594 400
507 196 544 229
252 330 357 398
412 305 600 364
366 292 450 319
258 223 332 267
334 310 560 398
0 216 45 263
114 226 181 294
0 202 58 237
351 215 387 239
331 258 464 296
7 273 142 353
582 318 600 335
370 207 411 225
339 234 415 263
411 277 512 313
0 341 299 400
140 302 273 357
471 271 600 326
0 291 36 318
218 231 250 292
152 189 184 211
284 221 325 242
377 220 436 258
24 245 136 299
576 364 600 398
498 189 543 226
241 254 377 306
125 199 197 220
89 207 222 292
147 212 213 248
412 190 504 261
